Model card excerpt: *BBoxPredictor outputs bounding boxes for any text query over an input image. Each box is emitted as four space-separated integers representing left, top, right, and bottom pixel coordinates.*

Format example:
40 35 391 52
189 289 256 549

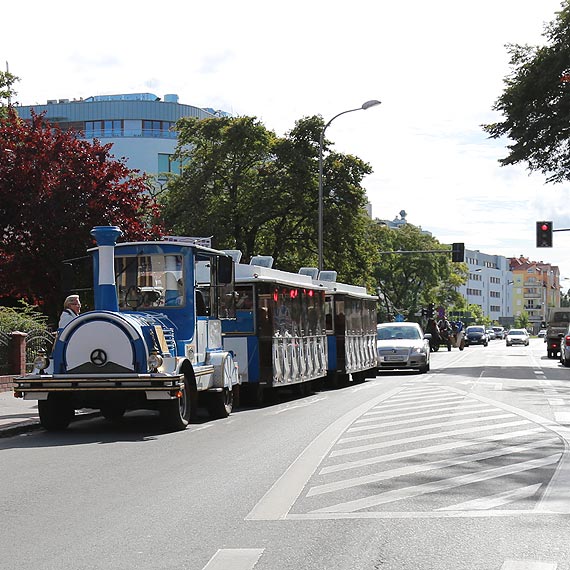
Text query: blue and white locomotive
14 226 239 431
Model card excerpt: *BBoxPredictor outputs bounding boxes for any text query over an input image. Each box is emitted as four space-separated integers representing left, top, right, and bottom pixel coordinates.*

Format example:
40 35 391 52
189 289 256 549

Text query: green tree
161 115 377 285
515 311 531 329
372 223 467 321
0 70 18 118
483 2 570 182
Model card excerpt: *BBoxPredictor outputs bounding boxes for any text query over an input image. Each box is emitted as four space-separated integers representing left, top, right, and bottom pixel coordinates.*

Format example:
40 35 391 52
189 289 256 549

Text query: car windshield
377 326 421 340
509 330 525 336
466 327 484 333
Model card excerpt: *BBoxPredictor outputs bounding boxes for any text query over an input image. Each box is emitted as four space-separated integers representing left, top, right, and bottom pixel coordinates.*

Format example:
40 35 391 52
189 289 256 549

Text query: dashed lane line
202 549 264 570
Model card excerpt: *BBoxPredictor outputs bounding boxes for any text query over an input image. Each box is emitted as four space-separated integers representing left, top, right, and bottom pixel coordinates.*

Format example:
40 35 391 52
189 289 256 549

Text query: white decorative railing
272 335 327 385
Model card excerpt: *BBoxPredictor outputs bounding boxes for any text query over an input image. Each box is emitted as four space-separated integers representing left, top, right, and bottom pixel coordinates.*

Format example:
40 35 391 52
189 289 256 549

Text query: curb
0 410 101 438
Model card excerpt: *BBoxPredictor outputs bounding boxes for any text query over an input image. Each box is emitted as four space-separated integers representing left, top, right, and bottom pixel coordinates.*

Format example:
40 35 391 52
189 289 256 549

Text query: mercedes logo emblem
90 349 108 366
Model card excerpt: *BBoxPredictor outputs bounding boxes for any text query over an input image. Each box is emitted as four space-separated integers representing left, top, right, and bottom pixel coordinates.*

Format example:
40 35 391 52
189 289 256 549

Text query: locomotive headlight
147 351 163 372
33 350 49 372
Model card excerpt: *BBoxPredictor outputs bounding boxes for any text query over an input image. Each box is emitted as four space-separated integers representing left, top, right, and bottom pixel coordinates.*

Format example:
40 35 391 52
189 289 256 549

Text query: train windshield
115 254 184 310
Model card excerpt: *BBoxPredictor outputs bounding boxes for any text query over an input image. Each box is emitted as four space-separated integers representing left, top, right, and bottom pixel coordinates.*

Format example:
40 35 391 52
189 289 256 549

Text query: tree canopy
160 114 378 286
372 223 466 321
483 1 570 182
0 109 162 319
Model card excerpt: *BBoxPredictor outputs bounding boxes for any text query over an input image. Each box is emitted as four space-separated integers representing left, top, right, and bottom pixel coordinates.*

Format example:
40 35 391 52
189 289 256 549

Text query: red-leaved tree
0 109 163 318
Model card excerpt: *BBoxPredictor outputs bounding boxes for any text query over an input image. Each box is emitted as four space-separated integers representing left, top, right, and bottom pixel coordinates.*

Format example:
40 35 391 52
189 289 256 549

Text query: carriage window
115 254 184 310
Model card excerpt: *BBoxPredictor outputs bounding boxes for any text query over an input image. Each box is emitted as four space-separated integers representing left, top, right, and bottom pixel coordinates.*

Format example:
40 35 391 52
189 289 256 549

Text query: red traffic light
536 221 553 247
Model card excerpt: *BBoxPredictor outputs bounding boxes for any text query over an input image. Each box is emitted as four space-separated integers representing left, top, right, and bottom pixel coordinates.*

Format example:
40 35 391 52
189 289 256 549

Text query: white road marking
347 406 497 432
337 413 515 444
441 483 542 511
202 549 264 570
330 420 531 457
501 560 557 570
308 439 557 497
364 396 469 414
246 385 408 520
268 396 327 415
554 412 570 424
311 454 560 513
371 395 465 409
354 402 488 424
320 428 546 475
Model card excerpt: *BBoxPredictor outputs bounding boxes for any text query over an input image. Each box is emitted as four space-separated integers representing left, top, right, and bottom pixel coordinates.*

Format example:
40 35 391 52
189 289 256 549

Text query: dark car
464 325 488 347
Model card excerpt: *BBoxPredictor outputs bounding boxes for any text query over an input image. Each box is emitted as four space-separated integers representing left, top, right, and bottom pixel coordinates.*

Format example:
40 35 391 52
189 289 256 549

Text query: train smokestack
90 226 123 311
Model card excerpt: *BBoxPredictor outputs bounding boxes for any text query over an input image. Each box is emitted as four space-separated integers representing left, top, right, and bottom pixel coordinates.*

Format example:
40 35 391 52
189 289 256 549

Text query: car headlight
147 351 164 372
412 347 425 355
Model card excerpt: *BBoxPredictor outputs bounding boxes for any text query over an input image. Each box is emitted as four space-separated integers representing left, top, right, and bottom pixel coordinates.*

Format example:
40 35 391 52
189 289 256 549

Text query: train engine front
14 226 239 431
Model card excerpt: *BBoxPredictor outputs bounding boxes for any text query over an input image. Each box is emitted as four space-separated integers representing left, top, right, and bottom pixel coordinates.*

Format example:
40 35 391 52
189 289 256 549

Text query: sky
3 0 570 282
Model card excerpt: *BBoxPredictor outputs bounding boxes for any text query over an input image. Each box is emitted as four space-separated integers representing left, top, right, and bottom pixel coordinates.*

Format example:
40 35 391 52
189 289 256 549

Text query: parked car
492 326 506 339
560 327 570 366
464 326 489 347
486 329 496 340
505 328 530 346
376 322 431 374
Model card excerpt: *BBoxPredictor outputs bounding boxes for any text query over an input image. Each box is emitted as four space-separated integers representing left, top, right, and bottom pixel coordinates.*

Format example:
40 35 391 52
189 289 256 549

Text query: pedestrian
58 294 81 328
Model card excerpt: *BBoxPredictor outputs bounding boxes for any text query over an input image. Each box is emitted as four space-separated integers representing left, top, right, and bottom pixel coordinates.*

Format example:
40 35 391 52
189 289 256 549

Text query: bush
0 300 49 334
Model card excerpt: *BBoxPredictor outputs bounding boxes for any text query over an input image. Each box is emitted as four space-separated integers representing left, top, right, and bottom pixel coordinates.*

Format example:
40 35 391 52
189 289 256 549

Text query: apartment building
456 249 514 326
509 256 561 333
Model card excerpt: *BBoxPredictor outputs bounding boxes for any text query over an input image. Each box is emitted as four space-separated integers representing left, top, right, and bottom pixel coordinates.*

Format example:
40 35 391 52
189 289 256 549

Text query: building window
158 153 183 177
85 120 123 138
143 120 176 138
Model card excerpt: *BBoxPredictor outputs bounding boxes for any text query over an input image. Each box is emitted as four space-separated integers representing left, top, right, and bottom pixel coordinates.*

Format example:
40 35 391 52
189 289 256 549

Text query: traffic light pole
377 243 465 262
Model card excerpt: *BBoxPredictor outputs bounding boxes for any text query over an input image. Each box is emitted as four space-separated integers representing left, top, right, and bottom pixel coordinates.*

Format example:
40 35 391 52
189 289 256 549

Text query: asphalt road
2 338 570 570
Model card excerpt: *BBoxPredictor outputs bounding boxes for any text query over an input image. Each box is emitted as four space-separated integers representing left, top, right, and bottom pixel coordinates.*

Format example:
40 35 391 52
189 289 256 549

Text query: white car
506 328 530 346
376 322 431 374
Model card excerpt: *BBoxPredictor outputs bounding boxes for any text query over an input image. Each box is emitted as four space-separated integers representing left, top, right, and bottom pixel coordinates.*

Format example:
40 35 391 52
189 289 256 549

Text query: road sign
395 314 405 322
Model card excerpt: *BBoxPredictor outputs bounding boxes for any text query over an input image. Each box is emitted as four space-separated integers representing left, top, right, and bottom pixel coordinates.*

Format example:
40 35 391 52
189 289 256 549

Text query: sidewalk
0 389 41 437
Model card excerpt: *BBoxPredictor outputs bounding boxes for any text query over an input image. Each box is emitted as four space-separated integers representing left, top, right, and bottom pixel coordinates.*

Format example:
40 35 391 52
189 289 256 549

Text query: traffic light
536 221 553 247
427 303 435 319
451 242 465 262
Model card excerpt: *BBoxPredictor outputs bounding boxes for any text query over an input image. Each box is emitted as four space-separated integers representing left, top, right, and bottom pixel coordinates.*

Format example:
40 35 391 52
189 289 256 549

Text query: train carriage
312 270 378 387
221 256 328 404
221 257 378 403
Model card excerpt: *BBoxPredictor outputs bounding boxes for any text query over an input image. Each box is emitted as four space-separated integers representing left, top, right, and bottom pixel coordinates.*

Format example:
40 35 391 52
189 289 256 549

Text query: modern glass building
14 92 229 189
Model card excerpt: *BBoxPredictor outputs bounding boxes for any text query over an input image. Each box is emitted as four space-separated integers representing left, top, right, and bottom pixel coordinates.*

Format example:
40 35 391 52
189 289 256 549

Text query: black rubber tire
160 374 193 431
39 395 74 431
207 388 233 419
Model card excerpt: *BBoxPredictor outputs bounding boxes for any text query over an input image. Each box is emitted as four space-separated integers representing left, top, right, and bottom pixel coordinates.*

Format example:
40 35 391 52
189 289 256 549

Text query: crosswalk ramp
249 383 566 520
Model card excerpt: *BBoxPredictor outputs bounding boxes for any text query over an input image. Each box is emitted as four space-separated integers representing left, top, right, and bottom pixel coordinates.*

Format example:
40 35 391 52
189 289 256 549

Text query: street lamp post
318 99 381 272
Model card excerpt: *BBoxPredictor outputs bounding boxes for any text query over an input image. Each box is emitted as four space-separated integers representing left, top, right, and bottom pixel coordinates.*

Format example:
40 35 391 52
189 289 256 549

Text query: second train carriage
311 270 378 386
221 256 378 403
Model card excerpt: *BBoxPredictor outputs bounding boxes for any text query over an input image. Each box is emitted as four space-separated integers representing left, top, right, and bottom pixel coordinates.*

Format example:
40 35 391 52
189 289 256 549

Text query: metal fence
0 331 9 375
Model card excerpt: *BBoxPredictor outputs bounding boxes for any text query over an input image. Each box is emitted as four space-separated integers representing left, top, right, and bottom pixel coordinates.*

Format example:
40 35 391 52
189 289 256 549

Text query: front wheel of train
39 394 75 431
160 376 193 431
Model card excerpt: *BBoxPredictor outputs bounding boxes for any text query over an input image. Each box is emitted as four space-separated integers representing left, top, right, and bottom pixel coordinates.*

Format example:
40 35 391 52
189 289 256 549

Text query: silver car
377 322 431 374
